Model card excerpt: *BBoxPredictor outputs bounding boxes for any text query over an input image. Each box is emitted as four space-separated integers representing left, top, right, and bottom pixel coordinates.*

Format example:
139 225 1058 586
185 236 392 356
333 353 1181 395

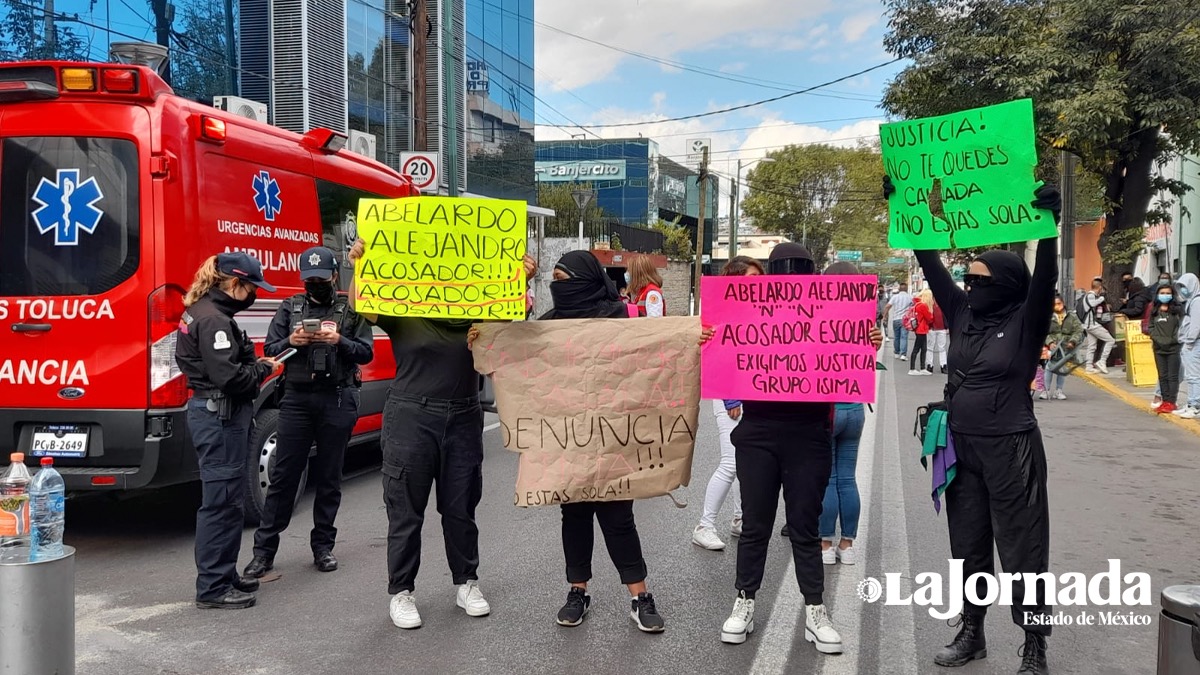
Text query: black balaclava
966 250 1029 332
767 243 816 275
542 250 629 320
823 261 859 275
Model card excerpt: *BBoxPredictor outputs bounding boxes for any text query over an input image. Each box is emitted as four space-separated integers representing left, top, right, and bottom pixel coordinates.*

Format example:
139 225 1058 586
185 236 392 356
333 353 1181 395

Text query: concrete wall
528 237 589 318
661 261 692 316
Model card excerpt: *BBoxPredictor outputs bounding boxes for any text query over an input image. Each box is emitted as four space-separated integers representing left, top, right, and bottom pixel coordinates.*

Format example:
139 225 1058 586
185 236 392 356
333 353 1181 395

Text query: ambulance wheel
244 409 309 525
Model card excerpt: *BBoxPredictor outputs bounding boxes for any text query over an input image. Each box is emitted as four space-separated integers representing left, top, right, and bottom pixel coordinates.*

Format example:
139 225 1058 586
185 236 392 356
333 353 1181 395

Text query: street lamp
571 188 594 250
732 156 775 258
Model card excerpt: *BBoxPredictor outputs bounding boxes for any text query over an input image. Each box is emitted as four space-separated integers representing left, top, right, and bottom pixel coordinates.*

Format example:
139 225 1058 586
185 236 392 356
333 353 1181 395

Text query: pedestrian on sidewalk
243 247 374 581
175 253 283 610
818 262 868 567
885 282 913 361
534 250 665 633
692 256 764 552
908 290 933 375
1149 285 1183 415
928 297 949 374
1173 273 1200 418
1040 294 1082 400
888 176 1060 675
348 238 537 631
703 243 883 656
1082 277 1115 374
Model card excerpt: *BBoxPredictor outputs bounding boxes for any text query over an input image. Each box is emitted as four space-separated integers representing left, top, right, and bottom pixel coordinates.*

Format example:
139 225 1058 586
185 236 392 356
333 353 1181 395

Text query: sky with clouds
532 0 904 212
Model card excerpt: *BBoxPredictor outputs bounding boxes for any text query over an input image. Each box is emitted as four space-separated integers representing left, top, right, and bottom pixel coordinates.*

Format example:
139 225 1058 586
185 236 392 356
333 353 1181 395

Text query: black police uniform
251 287 373 568
176 287 273 604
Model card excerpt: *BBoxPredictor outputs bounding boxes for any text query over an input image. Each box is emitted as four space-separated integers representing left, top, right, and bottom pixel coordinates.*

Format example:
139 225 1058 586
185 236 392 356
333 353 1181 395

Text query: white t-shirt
887 291 913 320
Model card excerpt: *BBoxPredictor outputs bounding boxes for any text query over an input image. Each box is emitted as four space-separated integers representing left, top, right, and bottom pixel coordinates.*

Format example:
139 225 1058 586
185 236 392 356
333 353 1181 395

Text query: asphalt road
70 361 1200 675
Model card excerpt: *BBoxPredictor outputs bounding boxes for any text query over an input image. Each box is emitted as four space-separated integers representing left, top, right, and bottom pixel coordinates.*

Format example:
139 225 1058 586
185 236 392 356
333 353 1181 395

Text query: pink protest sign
701 274 878 403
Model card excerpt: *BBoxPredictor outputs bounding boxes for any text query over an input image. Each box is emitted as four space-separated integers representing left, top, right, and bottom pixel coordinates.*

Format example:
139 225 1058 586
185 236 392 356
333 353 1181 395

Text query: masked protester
715 243 882 656
175 252 282 609
889 176 1061 675
243 247 374 581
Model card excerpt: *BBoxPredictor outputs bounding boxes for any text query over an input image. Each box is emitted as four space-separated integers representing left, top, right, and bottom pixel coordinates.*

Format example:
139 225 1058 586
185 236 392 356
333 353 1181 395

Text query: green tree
882 0 1200 291
536 183 607 239
741 143 888 269
652 219 694 261
0 0 91 61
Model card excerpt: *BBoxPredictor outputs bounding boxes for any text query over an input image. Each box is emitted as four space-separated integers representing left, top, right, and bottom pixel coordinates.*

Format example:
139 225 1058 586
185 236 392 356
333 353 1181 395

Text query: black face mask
229 286 256 312
966 284 1012 316
305 279 336 305
767 257 815 275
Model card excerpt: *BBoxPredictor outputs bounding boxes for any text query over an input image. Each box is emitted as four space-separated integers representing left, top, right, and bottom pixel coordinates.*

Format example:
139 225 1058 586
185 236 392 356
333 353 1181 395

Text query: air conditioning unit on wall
348 130 377 160
212 96 269 123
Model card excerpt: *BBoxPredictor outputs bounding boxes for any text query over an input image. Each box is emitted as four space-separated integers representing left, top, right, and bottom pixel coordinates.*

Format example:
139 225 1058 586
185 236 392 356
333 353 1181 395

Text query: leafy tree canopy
882 0 1200 289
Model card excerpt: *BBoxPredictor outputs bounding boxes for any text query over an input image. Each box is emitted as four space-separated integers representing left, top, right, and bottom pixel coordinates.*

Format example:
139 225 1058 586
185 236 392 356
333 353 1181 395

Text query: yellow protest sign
354 197 527 319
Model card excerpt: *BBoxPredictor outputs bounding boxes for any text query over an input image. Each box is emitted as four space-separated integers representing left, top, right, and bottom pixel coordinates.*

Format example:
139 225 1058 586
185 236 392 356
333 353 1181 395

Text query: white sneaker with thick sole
1096 363 1109 374
908 369 921 376
1085 366 1098 374
1172 405 1195 417
692 526 726 551
805 604 843 654
1054 390 1067 401
1178 407 1200 420
456 580 491 617
899 355 908 361
730 516 743 538
1036 390 1049 400
720 593 755 644
837 546 856 565
821 546 837 565
390 592 422 629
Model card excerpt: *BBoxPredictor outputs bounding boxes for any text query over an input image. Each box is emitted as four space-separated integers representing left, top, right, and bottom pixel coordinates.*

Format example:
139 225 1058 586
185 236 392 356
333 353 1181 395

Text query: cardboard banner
354 196 527 319
700 275 878 403
880 98 1057 250
472 316 701 507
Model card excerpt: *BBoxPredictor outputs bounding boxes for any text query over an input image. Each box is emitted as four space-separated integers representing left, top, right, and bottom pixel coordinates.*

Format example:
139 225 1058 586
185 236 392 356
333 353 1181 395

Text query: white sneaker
1054 390 1067 401
390 591 422 629
821 546 837 565
720 592 755 644
1096 363 1109 374
899 355 908 361
908 369 921 375
692 526 726 551
1085 365 1098 374
456 580 491 617
1172 405 1195 417
1036 390 1049 400
837 545 856 565
1151 398 1163 410
1178 407 1200 420
730 517 743 538
804 604 843 654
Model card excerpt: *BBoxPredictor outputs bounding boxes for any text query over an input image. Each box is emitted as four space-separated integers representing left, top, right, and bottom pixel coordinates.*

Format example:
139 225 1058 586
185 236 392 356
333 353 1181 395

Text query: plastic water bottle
30 458 65 561
0 452 32 560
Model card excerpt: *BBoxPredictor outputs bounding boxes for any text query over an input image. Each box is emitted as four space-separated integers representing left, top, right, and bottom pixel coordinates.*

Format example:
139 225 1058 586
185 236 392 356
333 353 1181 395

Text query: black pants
911 333 928 369
252 387 359 560
1155 350 1182 405
947 430 1051 635
732 416 832 606
187 398 253 602
381 391 483 594
561 500 647 585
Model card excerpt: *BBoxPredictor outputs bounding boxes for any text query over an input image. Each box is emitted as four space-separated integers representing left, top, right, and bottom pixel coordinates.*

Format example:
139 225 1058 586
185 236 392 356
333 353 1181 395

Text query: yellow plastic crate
1125 339 1158 387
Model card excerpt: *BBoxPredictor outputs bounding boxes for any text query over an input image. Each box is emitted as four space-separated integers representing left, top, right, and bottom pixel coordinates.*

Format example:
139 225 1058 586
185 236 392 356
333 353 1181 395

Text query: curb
1074 369 1200 439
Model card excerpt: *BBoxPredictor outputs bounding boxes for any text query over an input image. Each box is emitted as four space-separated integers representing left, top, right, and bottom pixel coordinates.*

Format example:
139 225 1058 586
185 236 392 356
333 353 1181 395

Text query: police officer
176 252 282 610
244 246 373 579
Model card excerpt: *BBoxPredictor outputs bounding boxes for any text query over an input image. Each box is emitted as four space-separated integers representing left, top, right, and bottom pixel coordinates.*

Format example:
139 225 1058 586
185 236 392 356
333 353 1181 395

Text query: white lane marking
751 362 881 675
876 366 919 674
483 422 501 433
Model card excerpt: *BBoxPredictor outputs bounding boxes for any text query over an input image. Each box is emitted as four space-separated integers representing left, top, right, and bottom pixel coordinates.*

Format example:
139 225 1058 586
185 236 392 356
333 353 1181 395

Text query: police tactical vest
285 293 355 388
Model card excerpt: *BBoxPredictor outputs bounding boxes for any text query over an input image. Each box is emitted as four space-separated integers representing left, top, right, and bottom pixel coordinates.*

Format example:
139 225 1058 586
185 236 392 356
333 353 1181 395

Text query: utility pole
1060 150 1077 297
692 147 709 316
223 0 237 94
728 174 738 259
43 0 56 57
151 0 172 84
441 0 459 196
412 0 428 152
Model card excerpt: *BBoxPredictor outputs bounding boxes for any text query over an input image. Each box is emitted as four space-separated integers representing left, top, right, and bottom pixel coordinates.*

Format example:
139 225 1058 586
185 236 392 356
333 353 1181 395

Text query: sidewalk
1073 365 1200 438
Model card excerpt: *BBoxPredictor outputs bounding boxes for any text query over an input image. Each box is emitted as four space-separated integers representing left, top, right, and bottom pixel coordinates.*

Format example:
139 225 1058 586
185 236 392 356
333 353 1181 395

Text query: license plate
30 424 89 458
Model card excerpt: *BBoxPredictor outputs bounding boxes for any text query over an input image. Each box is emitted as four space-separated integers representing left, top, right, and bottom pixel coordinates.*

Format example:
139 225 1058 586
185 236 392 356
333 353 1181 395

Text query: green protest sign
880 99 1057 250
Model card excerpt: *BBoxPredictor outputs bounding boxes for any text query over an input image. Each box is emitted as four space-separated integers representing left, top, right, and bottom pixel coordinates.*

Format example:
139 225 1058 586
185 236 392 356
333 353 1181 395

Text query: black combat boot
1016 632 1048 675
934 613 987 667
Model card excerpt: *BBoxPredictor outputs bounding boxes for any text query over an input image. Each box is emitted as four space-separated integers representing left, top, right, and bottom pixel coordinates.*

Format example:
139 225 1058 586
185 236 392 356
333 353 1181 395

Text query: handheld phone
276 348 299 363
302 319 321 333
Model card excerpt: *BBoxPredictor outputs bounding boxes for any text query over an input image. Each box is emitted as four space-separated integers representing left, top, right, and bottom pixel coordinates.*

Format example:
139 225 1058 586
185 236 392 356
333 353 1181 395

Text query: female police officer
176 252 282 609
244 246 373 579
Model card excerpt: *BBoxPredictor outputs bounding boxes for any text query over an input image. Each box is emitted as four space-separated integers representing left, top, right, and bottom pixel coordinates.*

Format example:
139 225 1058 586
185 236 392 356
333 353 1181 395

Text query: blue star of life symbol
31 169 105 246
252 170 282 221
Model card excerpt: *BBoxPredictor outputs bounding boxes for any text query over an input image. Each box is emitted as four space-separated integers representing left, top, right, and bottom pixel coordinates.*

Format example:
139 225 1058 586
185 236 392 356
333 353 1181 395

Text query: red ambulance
0 60 420 521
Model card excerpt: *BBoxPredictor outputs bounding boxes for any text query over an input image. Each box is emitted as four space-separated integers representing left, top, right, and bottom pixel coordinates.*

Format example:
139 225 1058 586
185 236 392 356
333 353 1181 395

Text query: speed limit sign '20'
400 151 441 193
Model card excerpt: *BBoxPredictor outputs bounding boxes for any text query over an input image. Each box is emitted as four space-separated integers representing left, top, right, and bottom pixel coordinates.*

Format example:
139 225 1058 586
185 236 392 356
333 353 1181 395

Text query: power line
574 59 902 129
